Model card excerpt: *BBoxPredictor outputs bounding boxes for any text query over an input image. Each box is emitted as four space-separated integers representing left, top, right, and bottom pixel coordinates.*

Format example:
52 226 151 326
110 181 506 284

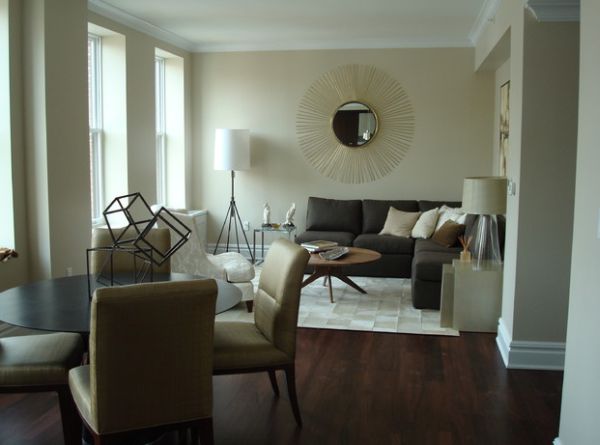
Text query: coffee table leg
327 273 334 303
302 270 325 287
332 273 367 294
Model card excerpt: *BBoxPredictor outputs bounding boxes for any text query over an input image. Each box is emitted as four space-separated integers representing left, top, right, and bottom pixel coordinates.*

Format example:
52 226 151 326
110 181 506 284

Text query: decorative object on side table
461 176 507 268
283 202 296 227
86 192 191 297
213 128 254 261
458 235 472 262
0 248 18 262
262 202 271 226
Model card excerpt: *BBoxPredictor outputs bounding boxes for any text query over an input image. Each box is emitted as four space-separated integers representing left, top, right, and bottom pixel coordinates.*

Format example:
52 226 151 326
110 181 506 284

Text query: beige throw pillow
411 207 439 239
379 207 421 238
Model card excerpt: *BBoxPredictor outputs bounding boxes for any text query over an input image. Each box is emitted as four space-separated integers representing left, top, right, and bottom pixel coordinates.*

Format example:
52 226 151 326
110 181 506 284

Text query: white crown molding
194 38 473 53
525 0 580 22
87 0 196 52
469 0 502 46
496 318 566 370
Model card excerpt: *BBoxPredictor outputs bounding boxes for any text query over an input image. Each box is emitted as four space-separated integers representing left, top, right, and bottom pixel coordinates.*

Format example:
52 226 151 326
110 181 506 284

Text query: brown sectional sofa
296 197 503 310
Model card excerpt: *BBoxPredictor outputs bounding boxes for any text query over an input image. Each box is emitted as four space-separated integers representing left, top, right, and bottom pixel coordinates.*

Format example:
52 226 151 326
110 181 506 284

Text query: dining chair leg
57 387 83 445
283 364 303 428
267 369 280 396
178 427 188 444
196 417 214 445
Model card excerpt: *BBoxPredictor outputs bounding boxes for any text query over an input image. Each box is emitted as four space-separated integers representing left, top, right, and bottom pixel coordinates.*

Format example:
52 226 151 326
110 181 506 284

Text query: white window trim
155 56 167 205
88 33 104 225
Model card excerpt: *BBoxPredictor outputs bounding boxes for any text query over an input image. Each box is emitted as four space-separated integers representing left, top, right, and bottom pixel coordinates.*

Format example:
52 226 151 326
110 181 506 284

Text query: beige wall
0 4 193 290
21 0 90 280
558 1 600 443
476 1 578 358
87 12 194 209
192 48 494 242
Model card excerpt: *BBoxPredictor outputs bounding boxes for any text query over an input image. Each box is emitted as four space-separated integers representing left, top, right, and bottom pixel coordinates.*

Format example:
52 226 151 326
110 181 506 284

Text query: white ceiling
88 0 495 52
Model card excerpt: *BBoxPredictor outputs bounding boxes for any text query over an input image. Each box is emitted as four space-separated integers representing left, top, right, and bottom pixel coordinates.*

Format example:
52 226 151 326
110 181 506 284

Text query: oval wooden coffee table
302 247 382 303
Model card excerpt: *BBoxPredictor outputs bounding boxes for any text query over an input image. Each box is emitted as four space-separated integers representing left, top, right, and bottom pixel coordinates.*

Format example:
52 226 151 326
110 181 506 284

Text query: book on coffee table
300 240 338 253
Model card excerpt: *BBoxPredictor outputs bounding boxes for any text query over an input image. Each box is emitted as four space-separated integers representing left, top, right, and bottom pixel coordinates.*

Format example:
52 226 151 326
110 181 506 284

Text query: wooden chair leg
196 417 214 445
283 365 303 428
245 300 254 312
267 369 280 397
178 427 189 444
57 387 83 445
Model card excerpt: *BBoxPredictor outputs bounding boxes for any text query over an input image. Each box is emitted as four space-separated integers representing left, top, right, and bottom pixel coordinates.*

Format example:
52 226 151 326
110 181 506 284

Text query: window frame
88 33 104 225
155 55 167 205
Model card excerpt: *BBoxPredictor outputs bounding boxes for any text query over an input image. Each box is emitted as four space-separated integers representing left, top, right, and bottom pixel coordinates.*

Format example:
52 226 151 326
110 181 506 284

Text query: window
0 0 14 247
155 56 166 205
154 48 185 208
87 33 103 223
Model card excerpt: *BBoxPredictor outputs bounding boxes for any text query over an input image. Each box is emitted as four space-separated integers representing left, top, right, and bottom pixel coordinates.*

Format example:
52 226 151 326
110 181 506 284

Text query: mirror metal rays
297 64 415 184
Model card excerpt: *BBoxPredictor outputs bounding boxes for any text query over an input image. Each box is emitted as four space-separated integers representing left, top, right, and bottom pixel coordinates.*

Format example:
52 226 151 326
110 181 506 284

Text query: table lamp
213 128 253 261
461 176 507 266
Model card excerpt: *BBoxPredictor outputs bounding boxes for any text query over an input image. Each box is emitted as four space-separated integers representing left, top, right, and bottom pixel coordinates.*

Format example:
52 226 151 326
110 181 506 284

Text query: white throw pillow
435 205 466 231
379 207 421 238
411 207 440 239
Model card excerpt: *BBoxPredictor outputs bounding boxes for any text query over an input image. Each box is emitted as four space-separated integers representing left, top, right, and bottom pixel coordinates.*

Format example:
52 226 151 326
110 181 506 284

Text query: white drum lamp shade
462 177 507 215
214 129 250 171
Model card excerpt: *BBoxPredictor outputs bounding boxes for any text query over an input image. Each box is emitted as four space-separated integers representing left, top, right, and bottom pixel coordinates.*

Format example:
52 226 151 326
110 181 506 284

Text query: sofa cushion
379 207 421 237
362 200 419 233
435 205 467 230
353 234 414 255
306 197 362 235
411 208 440 239
412 251 459 282
418 200 461 212
414 239 462 254
432 220 466 247
295 230 355 247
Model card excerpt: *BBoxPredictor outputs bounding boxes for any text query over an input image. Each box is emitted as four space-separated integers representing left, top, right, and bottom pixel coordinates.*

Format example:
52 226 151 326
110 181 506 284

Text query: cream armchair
154 208 256 309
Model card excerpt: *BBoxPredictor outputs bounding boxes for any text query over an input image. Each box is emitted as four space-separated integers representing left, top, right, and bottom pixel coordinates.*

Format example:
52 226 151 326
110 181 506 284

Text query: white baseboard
496 318 565 370
553 438 563 445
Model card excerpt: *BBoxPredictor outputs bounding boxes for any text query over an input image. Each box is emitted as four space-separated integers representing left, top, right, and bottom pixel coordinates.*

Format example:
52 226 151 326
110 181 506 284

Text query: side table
252 226 296 264
440 259 503 332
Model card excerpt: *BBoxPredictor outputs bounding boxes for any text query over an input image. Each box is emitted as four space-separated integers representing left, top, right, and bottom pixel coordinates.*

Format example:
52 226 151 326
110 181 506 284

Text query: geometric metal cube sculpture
137 206 191 266
86 192 191 297
102 192 191 266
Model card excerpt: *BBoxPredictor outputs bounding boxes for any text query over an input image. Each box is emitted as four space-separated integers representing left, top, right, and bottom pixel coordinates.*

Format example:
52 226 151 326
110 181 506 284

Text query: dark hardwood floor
0 328 563 445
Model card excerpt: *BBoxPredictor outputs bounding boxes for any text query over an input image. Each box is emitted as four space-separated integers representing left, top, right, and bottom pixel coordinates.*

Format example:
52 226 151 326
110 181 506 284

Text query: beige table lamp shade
462 177 507 215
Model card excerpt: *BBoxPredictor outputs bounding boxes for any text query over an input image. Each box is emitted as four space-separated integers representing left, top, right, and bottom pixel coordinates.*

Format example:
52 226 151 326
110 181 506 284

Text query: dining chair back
68 279 217 444
213 238 310 427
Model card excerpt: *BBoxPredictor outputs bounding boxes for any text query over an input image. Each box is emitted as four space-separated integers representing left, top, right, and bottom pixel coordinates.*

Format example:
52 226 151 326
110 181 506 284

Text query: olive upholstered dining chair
0 332 85 445
213 238 310 426
90 227 171 280
68 279 217 445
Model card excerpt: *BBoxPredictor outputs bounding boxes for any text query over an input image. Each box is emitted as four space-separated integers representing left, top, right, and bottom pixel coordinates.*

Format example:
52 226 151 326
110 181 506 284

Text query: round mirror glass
332 102 378 147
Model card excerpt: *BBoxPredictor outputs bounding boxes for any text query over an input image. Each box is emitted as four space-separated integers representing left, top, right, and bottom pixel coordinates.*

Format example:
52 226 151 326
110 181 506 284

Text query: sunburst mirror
296 64 415 183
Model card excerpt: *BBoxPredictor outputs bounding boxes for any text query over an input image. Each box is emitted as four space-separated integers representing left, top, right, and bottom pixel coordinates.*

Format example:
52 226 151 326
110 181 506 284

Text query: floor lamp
461 176 507 268
213 128 254 261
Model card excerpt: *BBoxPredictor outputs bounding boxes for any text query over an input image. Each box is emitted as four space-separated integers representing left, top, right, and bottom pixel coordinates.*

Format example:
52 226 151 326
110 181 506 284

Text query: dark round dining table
0 273 242 334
